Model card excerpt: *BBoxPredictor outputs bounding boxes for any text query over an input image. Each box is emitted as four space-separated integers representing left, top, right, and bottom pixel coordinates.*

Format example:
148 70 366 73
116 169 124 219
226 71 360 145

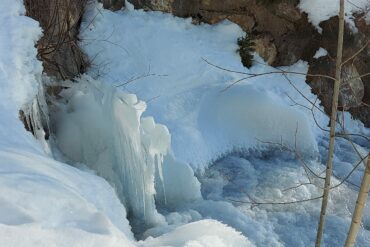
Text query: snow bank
0 1 134 246
140 219 253 247
0 0 44 153
2 0 369 246
0 150 135 247
79 3 370 246
0 2 246 246
81 3 319 170
299 0 370 32
200 84 317 158
0 0 42 110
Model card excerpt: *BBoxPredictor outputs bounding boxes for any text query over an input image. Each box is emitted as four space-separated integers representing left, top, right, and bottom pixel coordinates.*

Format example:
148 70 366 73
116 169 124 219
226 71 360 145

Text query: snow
0 0 42 109
299 0 370 32
0 1 229 246
198 153 370 246
52 75 201 230
80 4 319 170
1 0 370 246
0 150 135 247
0 0 43 153
313 47 328 58
0 1 134 246
78 2 370 246
139 219 253 247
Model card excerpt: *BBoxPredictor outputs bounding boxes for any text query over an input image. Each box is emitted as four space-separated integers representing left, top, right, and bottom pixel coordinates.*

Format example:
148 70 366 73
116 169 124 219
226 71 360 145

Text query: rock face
99 0 125 11
307 16 370 127
340 65 364 109
24 0 88 80
128 0 319 66
128 0 370 127
253 34 277 65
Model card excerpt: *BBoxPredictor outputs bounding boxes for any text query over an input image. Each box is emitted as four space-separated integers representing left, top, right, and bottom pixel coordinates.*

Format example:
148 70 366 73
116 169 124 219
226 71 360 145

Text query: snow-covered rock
299 0 370 32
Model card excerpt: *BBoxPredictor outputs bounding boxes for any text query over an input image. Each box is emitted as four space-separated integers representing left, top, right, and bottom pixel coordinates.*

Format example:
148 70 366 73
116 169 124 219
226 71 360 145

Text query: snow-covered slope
0 0 43 153
1 0 370 246
0 1 250 246
0 1 136 246
81 4 321 170
77 2 370 246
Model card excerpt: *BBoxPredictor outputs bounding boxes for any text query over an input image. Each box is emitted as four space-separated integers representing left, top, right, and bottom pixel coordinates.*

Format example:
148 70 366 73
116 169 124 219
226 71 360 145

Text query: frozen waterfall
52 75 201 231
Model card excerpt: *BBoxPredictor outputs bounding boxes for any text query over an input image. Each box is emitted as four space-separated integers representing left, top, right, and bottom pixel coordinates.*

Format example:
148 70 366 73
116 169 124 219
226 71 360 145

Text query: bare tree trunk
344 154 370 247
315 0 345 246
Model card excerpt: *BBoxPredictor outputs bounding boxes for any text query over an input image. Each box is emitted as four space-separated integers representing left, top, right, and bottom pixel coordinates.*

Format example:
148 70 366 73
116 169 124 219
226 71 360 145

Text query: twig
228 195 323 206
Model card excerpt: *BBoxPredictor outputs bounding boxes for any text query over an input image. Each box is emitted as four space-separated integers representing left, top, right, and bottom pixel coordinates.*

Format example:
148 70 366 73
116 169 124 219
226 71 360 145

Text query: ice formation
77 2 370 246
53 75 201 230
1 0 370 246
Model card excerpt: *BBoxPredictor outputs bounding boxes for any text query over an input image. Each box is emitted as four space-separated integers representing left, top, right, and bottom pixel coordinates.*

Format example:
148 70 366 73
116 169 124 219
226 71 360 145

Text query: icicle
52 75 201 233
21 81 51 154
155 154 167 205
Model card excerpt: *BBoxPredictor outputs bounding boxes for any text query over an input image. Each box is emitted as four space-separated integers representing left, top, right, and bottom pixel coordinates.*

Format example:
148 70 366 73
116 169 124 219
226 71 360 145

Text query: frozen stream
51 1 370 246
